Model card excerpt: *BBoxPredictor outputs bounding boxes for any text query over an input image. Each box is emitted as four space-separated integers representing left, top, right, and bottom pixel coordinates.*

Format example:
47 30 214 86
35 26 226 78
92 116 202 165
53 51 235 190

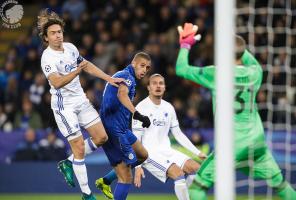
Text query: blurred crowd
0 0 295 161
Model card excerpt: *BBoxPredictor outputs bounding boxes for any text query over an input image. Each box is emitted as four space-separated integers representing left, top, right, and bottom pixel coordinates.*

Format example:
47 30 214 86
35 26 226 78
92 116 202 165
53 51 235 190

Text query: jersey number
234 85 254 114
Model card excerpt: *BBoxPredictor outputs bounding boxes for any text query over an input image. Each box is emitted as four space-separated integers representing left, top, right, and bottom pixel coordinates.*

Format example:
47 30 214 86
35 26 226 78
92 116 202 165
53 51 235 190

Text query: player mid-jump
38 9 122 200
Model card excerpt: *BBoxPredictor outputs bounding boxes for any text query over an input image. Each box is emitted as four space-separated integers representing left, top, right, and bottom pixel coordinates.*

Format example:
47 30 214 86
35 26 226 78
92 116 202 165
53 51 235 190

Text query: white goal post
214 0 235 199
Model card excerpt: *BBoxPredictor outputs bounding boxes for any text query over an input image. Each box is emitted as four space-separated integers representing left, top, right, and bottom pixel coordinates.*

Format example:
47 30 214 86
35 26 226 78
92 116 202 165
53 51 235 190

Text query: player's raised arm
82 60 123 87
176 23 215 89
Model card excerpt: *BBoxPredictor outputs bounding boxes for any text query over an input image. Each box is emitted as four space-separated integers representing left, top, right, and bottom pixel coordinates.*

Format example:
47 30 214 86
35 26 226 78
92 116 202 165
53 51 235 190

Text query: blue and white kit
41 42 100 140
132 97 201 182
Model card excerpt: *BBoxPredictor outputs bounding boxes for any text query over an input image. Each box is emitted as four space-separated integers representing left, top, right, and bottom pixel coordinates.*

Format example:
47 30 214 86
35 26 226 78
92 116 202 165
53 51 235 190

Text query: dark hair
235 35 246 59
132 52 151 62
37 9 65 44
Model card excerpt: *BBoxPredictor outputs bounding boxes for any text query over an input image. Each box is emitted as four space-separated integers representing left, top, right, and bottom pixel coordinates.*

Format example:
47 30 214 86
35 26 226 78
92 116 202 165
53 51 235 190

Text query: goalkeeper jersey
176 49 263 137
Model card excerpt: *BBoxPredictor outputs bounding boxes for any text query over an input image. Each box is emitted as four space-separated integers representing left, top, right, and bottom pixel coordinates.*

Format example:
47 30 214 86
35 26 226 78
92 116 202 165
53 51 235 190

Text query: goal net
236 0 296 198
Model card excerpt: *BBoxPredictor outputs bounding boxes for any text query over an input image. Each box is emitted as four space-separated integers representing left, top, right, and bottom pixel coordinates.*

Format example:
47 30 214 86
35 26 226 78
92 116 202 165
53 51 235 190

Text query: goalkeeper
176 23 296 200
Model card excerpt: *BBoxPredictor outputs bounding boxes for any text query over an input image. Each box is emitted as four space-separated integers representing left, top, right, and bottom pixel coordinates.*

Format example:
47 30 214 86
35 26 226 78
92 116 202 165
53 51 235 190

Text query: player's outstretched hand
76 60 88 75
177 22 201 49
134 167 145 188
108 77 125 87
133 111 151 128
198 152 207 160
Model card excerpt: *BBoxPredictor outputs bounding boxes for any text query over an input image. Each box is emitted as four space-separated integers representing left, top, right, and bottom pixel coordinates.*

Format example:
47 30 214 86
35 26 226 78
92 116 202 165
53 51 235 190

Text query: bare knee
167 164 185 180
115 163 133 183
70 138 85 159
183 160 200 174
118 172 133 183
87 123 108 146
92 132 108 146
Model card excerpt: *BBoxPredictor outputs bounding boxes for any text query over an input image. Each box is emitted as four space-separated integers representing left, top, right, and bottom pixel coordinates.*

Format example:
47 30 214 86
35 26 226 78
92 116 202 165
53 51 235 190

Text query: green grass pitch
0 194 281 200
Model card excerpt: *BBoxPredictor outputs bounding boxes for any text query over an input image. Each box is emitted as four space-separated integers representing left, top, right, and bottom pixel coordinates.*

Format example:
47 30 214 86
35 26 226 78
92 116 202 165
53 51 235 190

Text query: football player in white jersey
38 10 123 200
132 74 207 200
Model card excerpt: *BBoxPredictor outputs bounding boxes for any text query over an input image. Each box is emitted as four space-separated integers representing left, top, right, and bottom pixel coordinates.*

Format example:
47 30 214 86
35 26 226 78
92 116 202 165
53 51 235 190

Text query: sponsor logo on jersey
153 119 166 126
65 64 76 72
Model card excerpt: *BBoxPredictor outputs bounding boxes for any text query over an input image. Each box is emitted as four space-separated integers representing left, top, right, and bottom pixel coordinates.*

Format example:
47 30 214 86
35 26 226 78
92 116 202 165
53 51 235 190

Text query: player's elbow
117 91 122 100
117 89 127 100
48 76 62 89
50 81 62 89
54 82 65 89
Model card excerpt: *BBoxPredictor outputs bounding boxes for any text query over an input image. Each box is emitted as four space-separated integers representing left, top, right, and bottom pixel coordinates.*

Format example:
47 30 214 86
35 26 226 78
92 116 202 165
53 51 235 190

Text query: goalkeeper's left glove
177 22 201 49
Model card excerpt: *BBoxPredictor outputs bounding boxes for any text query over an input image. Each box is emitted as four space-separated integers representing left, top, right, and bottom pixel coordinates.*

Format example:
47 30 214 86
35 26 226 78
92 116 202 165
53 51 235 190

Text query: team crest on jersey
65 64 76 72
164 113 168 117
128 153 134 160
153 119 166 126
45 65 51 72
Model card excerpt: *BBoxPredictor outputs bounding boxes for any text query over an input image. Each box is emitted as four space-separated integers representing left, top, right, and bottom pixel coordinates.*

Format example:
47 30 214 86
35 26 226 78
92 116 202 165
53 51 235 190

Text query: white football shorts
143 149 190 183
53 100 101 140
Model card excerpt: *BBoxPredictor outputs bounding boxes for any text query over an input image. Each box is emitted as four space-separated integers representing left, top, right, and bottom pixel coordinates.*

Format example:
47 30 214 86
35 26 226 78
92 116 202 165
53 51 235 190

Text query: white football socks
186 174 196 187
174 175 190 200
73 158 91 195
67 137 97 161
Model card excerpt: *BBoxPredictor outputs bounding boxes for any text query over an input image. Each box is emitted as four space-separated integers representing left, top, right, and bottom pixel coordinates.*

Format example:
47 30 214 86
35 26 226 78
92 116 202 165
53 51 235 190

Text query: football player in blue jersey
99 52 151 200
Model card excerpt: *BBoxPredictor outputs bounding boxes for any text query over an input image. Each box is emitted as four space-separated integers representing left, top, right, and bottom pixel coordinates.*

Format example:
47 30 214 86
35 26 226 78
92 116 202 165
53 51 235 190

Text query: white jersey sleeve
170 106 201 156
41 53 58 78
132 103 145 141
170 104 179 129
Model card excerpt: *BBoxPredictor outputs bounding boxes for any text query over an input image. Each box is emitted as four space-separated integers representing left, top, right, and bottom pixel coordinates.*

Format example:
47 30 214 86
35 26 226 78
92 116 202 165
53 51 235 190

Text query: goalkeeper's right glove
133 111 151 128
177 22 202 49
